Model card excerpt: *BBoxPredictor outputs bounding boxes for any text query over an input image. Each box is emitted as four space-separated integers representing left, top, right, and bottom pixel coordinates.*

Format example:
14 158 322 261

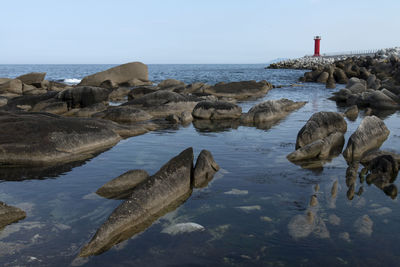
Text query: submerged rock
0 202 26 229
203 80 272 100
354 215 373 236
288 214 314 239
96 170 149 199
343 116 390 162
344 105 359 120
92 106 152 123
79 148 194 257
192 101 242 120
161 222 205 235
193 150 220 188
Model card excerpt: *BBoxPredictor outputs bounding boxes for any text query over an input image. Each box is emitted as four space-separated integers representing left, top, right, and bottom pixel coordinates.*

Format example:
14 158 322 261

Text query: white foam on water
63 78 81 85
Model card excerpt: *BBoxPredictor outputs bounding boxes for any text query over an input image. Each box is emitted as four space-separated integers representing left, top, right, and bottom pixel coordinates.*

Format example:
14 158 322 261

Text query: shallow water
1 65 400 266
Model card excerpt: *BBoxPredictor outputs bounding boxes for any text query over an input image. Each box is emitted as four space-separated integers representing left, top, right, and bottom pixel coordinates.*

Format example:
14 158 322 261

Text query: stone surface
92 106 152 123
0 111 121 166
57 86 110 109
343 116 390 162
79 62 148 87
203 80 272 100
0 79 23 94
0 202 26 229
79 148 194 257
16 72 46 86
192 101 242 120
96 169 149 199
193 150 220 188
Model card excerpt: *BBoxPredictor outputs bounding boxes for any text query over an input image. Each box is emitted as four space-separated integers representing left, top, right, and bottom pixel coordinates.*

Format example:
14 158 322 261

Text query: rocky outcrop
241 99 306 127
57 86 110 109
0 202 26 229
0 111 122 166
16 72 46 86
0 79 23 95
78 62 149 87
203 80 272 100
92 106 152 123
344 105 359 120
96 169 150 199
80 148 194 257
192 101 242 120
295 112 347 149
343 116 390 162
193 150 220 188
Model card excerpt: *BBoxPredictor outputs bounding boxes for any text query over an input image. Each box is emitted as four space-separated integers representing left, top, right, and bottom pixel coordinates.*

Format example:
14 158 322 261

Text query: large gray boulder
0 202 26 229
16 72 46 86
57 86 110 109
203 80 272 100
92 106 152 123
0 79 23 94
365 91 400 109
241 99 306 125
96 169 149 199
296 112 347 149
80 148 194 257
193 150 220 188
192 101 242 120
343 116 390 162
0 111 121 166
78 62 148 87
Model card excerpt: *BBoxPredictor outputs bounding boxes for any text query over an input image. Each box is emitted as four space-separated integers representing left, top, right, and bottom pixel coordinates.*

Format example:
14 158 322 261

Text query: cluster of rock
80 148 219 256
268 56 347 70
287 108 399 199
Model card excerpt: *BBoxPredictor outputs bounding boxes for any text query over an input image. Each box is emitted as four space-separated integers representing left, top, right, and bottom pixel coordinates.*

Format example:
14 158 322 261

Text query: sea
0 64 400 266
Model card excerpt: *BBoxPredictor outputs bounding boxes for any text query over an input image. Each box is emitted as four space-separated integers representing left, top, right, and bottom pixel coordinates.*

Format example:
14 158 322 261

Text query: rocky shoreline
1 53 400 257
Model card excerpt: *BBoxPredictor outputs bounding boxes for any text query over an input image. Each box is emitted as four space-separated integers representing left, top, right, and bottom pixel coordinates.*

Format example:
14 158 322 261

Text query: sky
1 0 399 64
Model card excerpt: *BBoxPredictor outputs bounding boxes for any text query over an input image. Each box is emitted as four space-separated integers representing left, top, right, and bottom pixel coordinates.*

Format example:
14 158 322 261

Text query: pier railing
305 49 379 58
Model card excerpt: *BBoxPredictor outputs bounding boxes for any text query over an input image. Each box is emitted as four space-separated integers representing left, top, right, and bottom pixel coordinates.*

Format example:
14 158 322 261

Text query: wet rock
108 87 131 101
334 68 348 84
0 79 23 95
366 155 398 183
326 67 336 89
241 99 306 126
343 116 390 162
79 62 148 87
180 111 193 124
92 106 152 123
366 90 400 109
165 114 180 124
316 72 329 83
203 80 272 100
79 148 193 257
57 86 110 109
347 184 355 200
331 180 338 198
310 195 318 207
73 103 108 117
383 184 398 199
0 202 26 229
295 112 347 149
192 101 242 120
0 97 7 107
161 222 204 235
354 215 373 236
193 150 220 188
193 119 240 132
16 72 46 86
0 111 121 166
127 86 158 100
96 170 149 199
346 163 358 187
344 105 359 120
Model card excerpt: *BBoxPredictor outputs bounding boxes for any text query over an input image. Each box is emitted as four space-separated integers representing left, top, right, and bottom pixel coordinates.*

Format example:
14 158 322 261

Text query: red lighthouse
314 36 321 57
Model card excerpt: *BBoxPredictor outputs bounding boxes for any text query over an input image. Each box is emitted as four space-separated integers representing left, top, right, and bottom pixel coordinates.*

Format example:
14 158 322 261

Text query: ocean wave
63 78 81 85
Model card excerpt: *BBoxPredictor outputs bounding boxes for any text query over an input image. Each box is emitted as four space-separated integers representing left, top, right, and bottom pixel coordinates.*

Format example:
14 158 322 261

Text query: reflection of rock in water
354 215 373 236
193 119 240 132
0 202 26 229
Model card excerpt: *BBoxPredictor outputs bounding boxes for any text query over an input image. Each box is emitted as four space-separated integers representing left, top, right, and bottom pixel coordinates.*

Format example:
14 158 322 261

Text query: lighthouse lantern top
314 36 321 40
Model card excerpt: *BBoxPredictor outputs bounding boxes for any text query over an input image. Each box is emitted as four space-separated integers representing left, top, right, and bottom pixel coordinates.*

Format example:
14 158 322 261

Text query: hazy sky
1 0 399 64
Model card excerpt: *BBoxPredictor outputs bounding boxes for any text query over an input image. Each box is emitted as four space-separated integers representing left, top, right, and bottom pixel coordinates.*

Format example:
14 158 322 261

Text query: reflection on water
0 65 400 266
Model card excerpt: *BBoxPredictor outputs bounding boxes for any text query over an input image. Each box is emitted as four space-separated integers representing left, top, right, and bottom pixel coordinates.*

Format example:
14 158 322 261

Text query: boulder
0 79 23 94
108 87 131 101
72 103 108 117
334 68 348 84
295 112 347 149
367 75 381 90
180 111 193 124
344 105 359 120
0 97 7 107
193 150 220 188
57 86 110 109
192 101 242 120
343 116 390 162
31 99 68 115
0 111 121 166
316 72 329 83
16 72 46 86
2 91 58 111
381 88 400 104
22 83 37 94
79 148 194 257
79 62 148 87
241 99 306 125
365 91 399 109
92 106 152 123
158 79 185 89
96 169 149 199
326 66 336 89
203 80 272 100
365 155 399 186
127 86 158 100
0 202 26 229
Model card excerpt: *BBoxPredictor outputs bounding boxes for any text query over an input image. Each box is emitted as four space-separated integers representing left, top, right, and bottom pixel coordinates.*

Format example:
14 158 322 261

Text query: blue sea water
0 64 400 266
